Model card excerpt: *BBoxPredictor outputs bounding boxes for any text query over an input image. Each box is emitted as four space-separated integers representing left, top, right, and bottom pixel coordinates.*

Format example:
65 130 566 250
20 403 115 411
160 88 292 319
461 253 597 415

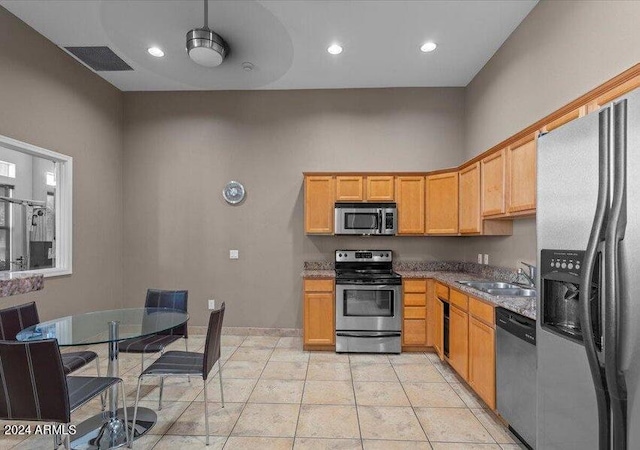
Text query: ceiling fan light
186 28 228 67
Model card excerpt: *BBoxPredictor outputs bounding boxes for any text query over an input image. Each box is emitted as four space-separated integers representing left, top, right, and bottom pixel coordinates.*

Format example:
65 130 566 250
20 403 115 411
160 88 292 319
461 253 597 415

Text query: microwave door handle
377 209 383 234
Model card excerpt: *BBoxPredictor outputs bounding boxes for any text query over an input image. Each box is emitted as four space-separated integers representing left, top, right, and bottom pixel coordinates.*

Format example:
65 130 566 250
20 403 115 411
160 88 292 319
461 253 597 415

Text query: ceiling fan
186 0 229 67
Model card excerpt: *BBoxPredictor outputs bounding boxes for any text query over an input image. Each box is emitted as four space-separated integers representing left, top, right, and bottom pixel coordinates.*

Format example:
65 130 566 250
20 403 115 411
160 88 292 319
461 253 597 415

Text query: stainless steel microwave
334 203 397 235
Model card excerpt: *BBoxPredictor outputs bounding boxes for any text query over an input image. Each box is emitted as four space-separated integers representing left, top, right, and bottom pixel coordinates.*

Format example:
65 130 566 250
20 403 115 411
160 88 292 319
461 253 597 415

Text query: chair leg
119 381 130 449
218 360 225 408
185 338 191 383
96 358 106 411
53 430 60 449
203 380 210 446
63 431 70 450
141 353 145 372
158 376 164 411
131 377 143 445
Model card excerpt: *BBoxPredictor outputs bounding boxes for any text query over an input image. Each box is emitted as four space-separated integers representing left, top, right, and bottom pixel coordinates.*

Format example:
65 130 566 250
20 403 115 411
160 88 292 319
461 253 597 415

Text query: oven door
335 284 402 332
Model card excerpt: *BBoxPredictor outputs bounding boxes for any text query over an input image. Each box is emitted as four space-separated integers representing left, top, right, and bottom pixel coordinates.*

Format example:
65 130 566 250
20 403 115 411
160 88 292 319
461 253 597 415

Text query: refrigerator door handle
580 106 612 450
606 98 629 449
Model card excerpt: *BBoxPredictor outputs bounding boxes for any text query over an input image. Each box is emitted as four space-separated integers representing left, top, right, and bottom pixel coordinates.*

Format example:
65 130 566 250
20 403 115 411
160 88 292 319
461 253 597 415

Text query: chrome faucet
517 262 537 288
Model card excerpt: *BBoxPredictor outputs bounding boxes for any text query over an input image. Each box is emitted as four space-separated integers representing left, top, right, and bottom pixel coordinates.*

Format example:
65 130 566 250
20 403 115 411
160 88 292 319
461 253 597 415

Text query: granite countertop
0 273 44 297
302 261 536 320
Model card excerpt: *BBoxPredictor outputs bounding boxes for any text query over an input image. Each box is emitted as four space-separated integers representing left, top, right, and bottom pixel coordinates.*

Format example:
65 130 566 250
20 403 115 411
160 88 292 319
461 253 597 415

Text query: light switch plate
230 250 239 259
208 299 216 310
483 254 489 265
477 253 483 264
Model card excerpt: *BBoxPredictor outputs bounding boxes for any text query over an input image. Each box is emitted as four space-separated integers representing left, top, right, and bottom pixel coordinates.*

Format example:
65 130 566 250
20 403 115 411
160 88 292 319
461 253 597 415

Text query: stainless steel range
334 250 402 353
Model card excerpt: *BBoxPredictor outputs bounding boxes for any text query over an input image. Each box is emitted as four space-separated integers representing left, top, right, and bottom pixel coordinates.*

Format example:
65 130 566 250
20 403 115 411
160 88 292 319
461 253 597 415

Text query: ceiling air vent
64 46 133 71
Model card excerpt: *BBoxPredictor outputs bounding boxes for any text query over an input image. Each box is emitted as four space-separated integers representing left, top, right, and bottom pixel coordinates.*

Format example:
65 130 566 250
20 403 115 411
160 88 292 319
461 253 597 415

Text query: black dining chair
118 289 189 371
0 339 129 450
0 302 103 379
131 302 225 445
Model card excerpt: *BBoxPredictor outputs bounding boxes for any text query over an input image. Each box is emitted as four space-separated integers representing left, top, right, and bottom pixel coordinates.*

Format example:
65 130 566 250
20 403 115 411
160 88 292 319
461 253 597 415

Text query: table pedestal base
70 407 156 450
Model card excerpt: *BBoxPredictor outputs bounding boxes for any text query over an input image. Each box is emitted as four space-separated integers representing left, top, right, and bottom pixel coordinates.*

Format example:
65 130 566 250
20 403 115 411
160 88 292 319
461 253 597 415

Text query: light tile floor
3 336 527 450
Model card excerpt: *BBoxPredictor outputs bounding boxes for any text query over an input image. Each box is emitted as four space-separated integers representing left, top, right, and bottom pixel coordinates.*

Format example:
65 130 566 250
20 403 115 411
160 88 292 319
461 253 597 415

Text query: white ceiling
1 0 538 91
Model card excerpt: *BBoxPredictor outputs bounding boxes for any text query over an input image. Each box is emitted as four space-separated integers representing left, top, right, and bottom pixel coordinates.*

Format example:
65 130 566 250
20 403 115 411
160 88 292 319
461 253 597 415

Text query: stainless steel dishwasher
496 307 537 449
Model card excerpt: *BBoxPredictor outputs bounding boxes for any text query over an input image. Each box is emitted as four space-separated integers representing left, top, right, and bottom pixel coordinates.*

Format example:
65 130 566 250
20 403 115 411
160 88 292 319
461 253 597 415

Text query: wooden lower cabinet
303 278 335 349
448 304 469 381
468 315 496 409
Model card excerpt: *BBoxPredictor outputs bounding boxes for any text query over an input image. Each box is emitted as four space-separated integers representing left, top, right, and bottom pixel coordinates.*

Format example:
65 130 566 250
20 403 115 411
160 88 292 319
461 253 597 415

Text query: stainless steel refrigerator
537 87 640 449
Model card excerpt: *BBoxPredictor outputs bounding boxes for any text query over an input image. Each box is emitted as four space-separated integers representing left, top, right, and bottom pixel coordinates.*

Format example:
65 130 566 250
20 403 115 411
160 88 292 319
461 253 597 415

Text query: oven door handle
336 284 400 290
336 332 402 338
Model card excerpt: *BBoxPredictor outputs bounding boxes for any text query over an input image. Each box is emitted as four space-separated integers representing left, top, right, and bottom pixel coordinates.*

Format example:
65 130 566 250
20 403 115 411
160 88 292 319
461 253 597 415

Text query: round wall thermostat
223 181 245 205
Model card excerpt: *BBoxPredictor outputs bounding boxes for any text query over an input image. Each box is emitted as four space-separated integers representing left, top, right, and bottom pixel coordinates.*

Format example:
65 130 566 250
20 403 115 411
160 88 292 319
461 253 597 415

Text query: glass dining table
16 307 189 450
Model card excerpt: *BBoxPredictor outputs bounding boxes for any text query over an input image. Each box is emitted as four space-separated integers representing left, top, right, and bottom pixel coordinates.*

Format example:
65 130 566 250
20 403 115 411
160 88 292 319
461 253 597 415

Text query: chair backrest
0 339 70 423
0 302 40 340
144 289 188 337
202 302 225 380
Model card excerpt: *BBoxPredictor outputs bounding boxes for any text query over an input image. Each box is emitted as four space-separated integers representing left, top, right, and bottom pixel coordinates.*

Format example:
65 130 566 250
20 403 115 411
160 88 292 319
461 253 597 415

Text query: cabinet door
459 162 481 234
468 316 496 409
449 305 469 380
481 149 506 217
396 176 425 235
366 176 395 201
507 138 536 214
304 176 335 234
426 172 459 235
336 176 364 201
403 318 427 345
433 297 444 360
304 291 335 346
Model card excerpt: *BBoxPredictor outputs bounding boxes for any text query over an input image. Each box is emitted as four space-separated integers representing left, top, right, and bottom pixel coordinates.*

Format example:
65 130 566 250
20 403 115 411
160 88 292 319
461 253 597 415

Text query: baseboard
188 325 302 337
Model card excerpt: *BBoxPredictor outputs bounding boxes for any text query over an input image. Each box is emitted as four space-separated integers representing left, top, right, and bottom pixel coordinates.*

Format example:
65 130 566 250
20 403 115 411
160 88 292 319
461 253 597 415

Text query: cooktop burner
334 250 401 285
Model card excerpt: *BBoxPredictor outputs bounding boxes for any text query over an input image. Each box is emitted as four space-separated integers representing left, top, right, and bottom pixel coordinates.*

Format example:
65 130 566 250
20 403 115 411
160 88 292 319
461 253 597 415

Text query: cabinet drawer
404 279 427 293
435 282 449 301
450 289 469 311
469 297 495 327
404 293 426 306
403 319 427 345
404 306 426 319
304 279 334 292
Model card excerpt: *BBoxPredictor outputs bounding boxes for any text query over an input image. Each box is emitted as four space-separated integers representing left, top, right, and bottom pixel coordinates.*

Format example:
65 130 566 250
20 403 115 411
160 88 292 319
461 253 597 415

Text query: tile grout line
390 354 433 447
347 354 365 449
292 342 311 448
225 339 278 446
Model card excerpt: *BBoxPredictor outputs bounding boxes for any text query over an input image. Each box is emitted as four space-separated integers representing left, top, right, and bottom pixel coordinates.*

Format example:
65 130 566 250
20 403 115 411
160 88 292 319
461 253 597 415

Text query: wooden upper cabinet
449 305 469 381
507 137 536 214
304 176 335 234
468 316 496 409
335 176 364 201
481 149 506 217
426 171 459 235
396 176 425 235
366 176 395 201
459 163 481 234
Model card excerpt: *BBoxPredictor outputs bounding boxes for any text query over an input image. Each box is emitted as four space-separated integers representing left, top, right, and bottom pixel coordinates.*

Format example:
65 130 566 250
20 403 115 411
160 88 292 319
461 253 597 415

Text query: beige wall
0 7 124 319
123 89 465 328
462 0 640 268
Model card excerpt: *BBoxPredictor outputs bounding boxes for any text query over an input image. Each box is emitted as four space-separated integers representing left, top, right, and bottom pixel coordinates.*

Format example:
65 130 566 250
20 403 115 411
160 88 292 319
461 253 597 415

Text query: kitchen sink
457 281 537 298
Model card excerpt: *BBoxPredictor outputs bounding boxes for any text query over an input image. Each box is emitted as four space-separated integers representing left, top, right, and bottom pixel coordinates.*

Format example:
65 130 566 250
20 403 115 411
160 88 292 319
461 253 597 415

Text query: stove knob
561 263 567 269
338 253 342 257
386 253 390 257
379 253 384 257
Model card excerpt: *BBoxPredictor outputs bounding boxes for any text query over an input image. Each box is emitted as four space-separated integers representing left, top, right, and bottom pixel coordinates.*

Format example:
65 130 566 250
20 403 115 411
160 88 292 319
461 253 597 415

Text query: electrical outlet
477 253 483 264
483 254 489 265
208 299 216 310
230 250 239 259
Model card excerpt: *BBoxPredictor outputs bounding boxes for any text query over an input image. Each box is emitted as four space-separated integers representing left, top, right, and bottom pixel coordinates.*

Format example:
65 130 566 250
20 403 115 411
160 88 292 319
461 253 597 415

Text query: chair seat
118 335 181 354
67 376 120 411
141 350 204 377
61 351 98 375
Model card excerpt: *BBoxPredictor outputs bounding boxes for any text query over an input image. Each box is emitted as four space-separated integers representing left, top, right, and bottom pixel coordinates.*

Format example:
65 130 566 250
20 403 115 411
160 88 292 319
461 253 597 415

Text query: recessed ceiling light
420 42 437 53
147 47 165 57
327 44 343 55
